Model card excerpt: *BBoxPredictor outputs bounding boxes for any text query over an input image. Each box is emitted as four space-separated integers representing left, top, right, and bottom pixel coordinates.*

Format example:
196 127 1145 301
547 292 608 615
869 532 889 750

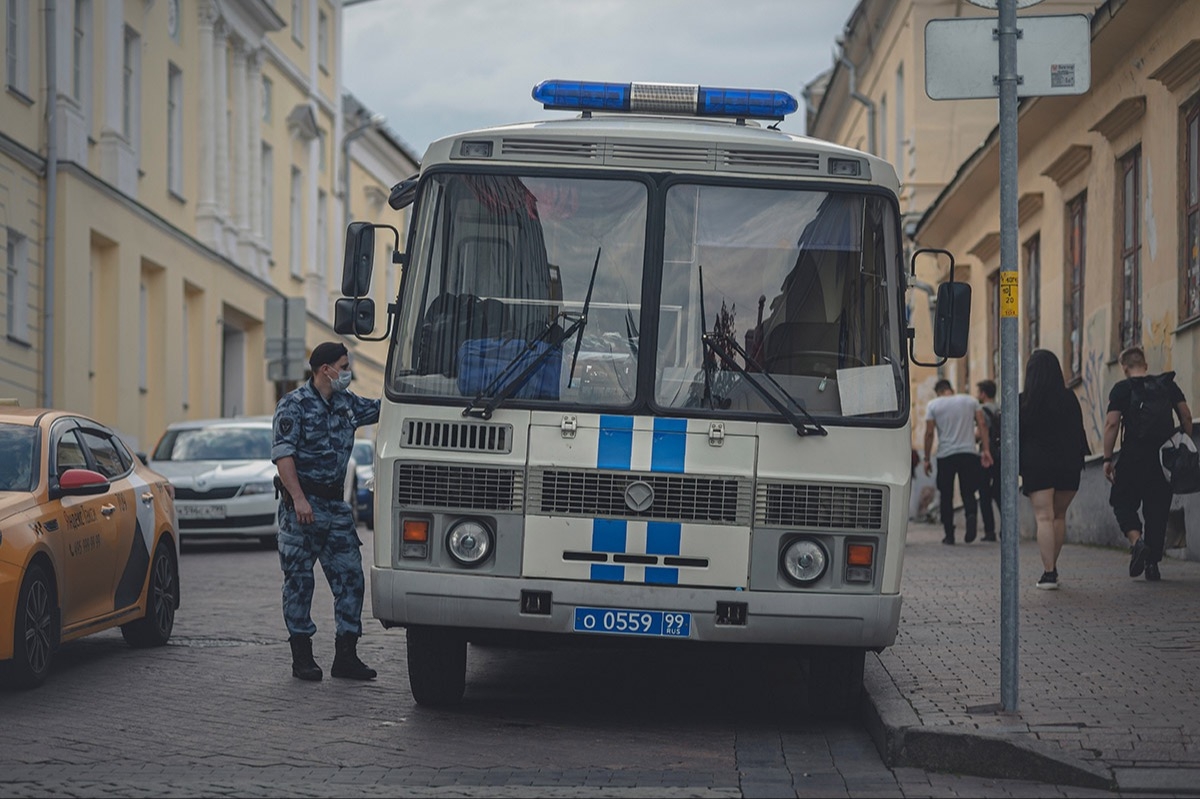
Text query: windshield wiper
698 266 827 437
462 248 601 420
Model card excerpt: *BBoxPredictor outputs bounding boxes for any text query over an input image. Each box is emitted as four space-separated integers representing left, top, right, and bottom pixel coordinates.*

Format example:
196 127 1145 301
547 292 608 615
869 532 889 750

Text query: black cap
309 341 348 371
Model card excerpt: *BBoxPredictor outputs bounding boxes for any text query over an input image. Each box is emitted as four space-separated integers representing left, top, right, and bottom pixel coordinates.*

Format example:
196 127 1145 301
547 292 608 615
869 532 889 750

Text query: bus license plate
573 607 691 638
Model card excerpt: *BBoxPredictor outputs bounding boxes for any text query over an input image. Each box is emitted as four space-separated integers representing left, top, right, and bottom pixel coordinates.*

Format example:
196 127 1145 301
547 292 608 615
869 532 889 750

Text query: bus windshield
389 172 904 422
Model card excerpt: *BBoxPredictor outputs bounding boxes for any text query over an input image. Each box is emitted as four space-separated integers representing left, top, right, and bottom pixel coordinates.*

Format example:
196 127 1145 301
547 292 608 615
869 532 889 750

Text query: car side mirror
341 222 375 297
58 467 111 496
334 297 376 336
933 281 971 359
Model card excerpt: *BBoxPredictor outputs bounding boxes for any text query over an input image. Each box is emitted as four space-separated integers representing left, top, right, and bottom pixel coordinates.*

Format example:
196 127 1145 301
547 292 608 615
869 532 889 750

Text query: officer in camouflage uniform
272 341 380 681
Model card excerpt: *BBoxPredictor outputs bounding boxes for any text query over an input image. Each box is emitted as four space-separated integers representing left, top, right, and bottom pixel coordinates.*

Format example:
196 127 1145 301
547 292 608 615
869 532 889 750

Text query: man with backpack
1102 346 1194 581
976 379 1001 542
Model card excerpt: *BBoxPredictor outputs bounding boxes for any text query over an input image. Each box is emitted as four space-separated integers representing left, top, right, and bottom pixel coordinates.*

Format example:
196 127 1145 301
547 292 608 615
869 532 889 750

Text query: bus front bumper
371 568 901 649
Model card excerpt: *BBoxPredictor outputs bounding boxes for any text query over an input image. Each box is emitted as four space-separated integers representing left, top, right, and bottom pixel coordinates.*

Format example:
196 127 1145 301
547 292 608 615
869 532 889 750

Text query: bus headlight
781 537 827 585
446 519 493 566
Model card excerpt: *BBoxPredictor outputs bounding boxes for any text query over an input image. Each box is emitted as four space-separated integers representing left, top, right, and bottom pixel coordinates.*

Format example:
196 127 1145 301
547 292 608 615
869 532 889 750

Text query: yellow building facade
1 0 416 451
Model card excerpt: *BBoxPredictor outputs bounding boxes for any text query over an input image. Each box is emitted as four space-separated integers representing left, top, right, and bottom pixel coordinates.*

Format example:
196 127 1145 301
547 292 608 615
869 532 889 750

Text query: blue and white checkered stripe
523 415 750 588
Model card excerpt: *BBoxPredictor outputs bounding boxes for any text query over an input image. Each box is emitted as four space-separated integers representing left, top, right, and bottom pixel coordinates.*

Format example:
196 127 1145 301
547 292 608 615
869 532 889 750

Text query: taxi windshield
0 424 38 492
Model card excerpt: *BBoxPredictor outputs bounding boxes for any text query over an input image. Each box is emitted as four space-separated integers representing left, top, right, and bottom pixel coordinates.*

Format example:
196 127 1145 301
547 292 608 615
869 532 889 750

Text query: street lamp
341 111 386 235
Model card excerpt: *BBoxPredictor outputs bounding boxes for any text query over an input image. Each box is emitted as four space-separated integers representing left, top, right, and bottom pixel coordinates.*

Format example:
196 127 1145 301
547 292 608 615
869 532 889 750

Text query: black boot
331 633 377 680
289 634 323 681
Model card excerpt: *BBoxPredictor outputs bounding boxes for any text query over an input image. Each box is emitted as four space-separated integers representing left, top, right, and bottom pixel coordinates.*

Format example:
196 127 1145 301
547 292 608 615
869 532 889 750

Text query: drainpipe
43 0 58 408
838 45 876 155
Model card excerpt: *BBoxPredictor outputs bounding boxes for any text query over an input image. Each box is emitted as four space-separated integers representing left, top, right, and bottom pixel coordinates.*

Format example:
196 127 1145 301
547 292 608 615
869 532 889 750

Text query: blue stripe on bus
651 418 688 473
591 564 625 582
645 521 681 556
598 415 634 470
592 518 627 553
644 567 679 585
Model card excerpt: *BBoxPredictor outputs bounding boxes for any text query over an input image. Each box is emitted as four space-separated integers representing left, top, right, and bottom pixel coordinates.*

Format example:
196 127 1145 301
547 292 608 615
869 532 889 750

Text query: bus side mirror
334 298 376 336
341 222 375 297
933 282 971 359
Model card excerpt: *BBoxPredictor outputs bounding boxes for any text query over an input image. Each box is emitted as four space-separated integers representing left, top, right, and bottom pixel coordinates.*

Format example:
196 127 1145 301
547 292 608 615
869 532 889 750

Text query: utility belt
274 475 345 507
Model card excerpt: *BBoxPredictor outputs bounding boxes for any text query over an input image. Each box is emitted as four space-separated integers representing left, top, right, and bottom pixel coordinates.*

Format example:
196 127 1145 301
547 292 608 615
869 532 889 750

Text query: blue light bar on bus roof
532 80 799 121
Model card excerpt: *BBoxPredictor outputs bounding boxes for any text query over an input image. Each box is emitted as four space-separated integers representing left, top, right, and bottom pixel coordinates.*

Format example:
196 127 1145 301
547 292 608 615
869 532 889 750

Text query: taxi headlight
240 481 275 496
446 519 493 567
781 537 827 585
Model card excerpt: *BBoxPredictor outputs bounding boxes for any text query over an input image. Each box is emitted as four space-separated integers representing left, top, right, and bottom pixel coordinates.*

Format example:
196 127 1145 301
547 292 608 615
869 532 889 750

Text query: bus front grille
756 482 886 531
530 468 750 524
396 463 523 511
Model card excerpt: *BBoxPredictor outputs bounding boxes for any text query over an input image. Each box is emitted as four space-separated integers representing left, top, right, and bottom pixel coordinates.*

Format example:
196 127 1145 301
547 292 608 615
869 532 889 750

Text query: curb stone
861 654 1115 791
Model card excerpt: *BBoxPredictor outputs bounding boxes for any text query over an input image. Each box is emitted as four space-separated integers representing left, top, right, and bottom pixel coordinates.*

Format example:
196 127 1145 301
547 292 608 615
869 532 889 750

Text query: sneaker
1145 562 1161 582
1129 538 1147 577
942 536 955 545
964 530 977 543
1036 570 1059 590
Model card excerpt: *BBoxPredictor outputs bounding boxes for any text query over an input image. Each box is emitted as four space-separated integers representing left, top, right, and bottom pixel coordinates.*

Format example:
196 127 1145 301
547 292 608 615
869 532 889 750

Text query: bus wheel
406 626 467 707
806 646 865 719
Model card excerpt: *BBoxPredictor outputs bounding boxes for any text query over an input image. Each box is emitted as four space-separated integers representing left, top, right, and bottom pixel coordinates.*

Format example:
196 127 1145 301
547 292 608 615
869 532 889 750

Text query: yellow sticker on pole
1000 272 1019 318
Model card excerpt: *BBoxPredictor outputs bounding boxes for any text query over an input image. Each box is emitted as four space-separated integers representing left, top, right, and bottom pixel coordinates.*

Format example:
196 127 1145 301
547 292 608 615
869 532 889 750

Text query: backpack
983 405 1001 456
1124 372 1177 448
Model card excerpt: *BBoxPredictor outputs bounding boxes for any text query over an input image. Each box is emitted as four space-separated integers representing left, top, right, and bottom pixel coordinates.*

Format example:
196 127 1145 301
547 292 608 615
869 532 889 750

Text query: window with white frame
1023 234 1040 360
318 8 328 72
317 188 328 295
6 0 28 94
292 0 304 46
1118 146 1141 349
167 63 183 196
5 229 30 342
262 142 274 252
1066 192 1086 380
290 166 303 277
123 26 141 151
318 129 326 172
72 0 89 103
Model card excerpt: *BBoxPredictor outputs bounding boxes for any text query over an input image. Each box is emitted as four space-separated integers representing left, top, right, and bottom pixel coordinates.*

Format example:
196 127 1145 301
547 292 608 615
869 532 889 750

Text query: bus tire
806 646 865 719
406 626 467 707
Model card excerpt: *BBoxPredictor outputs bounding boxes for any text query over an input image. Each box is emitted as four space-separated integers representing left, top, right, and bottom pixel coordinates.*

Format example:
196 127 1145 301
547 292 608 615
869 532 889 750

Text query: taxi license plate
573 607 691 638
177 504 226 520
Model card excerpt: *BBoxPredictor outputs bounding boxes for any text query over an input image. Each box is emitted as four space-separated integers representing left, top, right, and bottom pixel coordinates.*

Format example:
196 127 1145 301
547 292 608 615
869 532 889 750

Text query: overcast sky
342 0 862 159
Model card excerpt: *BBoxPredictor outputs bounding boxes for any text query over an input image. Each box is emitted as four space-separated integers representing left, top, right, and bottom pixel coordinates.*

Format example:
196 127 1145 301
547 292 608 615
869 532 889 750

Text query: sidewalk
862 519 1200 794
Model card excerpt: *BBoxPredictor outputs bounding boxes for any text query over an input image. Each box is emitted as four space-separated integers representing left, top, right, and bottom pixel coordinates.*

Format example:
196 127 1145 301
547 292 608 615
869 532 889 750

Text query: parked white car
149 416 356 547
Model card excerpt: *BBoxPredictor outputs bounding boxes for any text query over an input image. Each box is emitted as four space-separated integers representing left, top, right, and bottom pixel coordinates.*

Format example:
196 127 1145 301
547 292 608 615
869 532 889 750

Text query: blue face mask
331 368 352 392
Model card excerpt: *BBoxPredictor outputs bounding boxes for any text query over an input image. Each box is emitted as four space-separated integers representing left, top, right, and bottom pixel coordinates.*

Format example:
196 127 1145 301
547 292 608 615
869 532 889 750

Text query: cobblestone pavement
1 527 1195 797
866 520 1200 795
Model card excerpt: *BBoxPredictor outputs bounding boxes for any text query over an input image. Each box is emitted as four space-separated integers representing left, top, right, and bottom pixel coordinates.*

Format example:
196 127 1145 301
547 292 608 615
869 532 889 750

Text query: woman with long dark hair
1019 349 1090 589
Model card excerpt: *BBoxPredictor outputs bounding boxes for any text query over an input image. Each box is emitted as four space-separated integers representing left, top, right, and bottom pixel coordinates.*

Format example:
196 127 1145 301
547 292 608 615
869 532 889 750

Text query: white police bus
336 80 969 714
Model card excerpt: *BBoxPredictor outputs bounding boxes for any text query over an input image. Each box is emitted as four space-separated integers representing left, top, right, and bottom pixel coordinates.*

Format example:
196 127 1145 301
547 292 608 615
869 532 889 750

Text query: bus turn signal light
847 544 874 567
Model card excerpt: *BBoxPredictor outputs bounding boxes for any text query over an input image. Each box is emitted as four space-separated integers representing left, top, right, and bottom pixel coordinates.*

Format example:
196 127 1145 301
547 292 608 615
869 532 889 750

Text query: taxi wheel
406 626 467 707
120 540 178 648
9 563 56 689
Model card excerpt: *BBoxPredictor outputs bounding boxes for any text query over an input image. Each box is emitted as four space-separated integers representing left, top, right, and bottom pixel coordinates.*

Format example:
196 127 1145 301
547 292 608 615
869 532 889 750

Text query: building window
988 269 1000 379
72 0 88 102
290 166 303 277
318 129 326 172
895 65 905 179
5 229 29 342
292 0 304 46
317 188 328 299
879 95 887 161
181 297 189 407
139 282 148 391
1066 192 1086 380
167 63 183 196
6 0 28 94
318 8 328 72
123 26 141 150
1118 147 1141 349
262 76 272 122
262 142 274 252
1023 234 1040 360
1184 99 1200 321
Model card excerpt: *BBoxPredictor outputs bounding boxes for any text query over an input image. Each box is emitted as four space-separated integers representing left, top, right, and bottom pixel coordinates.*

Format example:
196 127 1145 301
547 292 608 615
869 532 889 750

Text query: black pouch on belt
273 475 294 509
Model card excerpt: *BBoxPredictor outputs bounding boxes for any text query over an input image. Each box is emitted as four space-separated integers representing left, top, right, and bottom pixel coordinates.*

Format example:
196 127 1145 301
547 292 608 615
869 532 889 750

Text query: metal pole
997 0 1021 712
43 0 58 408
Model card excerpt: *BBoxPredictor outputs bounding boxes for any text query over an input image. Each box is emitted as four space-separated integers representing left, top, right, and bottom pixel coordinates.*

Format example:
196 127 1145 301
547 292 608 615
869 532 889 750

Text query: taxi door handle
101 504 116 517
141 492 154 503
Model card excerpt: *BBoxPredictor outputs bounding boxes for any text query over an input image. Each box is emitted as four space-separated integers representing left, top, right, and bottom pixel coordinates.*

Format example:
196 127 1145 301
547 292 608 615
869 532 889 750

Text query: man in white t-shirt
923 379 994 544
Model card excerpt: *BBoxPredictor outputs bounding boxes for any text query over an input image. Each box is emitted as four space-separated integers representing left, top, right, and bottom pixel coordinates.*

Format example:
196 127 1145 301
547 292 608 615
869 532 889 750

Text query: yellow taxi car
0 405 180 688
